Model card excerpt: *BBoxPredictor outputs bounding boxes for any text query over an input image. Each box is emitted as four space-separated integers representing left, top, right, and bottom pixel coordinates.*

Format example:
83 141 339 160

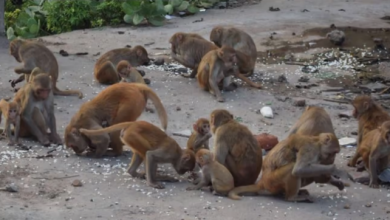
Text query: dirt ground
1 0 390 219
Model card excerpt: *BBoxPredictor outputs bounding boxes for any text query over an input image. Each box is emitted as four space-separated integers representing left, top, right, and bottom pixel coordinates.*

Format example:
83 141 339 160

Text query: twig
321 88 346 92
47 148 57 154
32 174 79 180
379 87 390 95
30 154 54 159
172 133 191 138
259 118 272 126
284 61 309 66
323 98 350 104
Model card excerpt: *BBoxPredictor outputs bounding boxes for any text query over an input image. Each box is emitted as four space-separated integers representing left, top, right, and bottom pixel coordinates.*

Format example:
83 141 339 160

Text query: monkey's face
176 151 196 175
8 108 18 119
64 126 89 155
320 133 340 156
380 122 390 144
209 28 222 47
34 88 51 100
200 123 210 135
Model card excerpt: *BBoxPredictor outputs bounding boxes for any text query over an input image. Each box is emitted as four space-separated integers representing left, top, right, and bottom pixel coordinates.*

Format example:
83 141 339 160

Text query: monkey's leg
145 149 165 189
105 130 123 157
209 77 225 102
23 114 50 146
95 61 120 84
222 76 238 92
14 62 34 74
285 176 314 203
127 153 146 179
85 129 110 158
348 152 360 167
10 75 25 88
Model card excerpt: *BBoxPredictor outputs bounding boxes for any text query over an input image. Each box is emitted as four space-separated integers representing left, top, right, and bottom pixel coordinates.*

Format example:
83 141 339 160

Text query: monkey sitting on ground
9 39 83 98
0 99 20 146
349 121 390 188
117 60 151 84
228 133 354 202
14 67 62 146
348 95 390 168
197 46 262 102
64 83 168 158
94 46 151 85
169 32 218 78
186 149 236 199
80 121 196 189
210 109 263 187
210 26 257 77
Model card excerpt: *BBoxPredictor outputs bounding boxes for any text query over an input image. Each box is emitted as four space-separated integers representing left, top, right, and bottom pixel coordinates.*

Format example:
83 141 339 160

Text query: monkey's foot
216 96 225 103
39 138 51 147
186 186 199 191
298 189 310 196
355 176 370 185
49 134 63 145
223 82 238 92
329 179 345 191
287 195 314 203
156 175 178 182
129 172 146 179
147 182 165 189
369 182 379 189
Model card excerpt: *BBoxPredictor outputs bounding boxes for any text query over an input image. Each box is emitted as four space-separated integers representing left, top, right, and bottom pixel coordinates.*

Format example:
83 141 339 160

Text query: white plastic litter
260 106 274 118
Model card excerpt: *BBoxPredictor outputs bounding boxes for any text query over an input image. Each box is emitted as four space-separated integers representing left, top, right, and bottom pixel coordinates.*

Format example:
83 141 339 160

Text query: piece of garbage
260 106 274 118
338 137 357 146
378 168 390 183
0 183 18 193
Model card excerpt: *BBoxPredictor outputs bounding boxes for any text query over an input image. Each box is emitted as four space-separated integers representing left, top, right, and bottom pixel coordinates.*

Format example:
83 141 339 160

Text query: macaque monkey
210 26 257 77
80 121 196 189
9 39 83 99
349 121 390 188
169 32 218 78
117 60 151 84
187 118 211 153
64 83 168 158
0 99 20 145
228 133 353 202
14 67 62 146
186 149 236 199
210 109 262 187
94 46 151 85
197 46 261 102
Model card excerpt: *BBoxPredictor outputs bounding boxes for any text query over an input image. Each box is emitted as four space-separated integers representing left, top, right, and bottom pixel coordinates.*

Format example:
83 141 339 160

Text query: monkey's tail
53 84 83 99
228 183 265 200
79 122 134 136
143 86 168 131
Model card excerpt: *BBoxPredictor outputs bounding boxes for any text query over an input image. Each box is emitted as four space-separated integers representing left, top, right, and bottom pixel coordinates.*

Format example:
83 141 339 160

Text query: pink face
8 108 18 119
36 88 50 100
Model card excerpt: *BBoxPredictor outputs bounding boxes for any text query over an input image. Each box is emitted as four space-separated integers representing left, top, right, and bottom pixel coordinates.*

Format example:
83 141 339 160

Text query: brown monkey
211 109 262 187
210 26 257 77
94 46 151 85
117 60 151 85
80 121 195 189
349 121 390 188
228 133 353 202
9 39 83 99
197 46 261 102
0 99 20 146
13 67 62 146
186 149 236 198
186 118 211 153
64 83 168 158
169 32 218 78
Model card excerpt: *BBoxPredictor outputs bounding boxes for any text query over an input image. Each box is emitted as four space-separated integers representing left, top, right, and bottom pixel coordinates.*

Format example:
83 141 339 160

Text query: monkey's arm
214 133 229 166
209 61 224 102
292 149 335 178
13 116 21 143
193 133 212 151
233 71 262 89
368 149 379 188
14 66 33 74
187 171 211 190
21 99 48 145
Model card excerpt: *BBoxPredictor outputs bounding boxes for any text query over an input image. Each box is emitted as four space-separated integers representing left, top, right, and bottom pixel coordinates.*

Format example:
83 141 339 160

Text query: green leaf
155 0 164 10
187 5 199 14
123 14 133 23
132 14 145 25
26 18 37 27
164 4 173 14
169 0 182 7
6 27 15 40
148 16 165 26
29 24 39 34
28 6 42 12
121 2 136 16
177 1 189 11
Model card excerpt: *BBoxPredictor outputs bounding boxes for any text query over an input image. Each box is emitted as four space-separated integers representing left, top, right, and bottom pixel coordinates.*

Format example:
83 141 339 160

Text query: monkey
64 83 168 158
186 118 211 153
348 121 390 188
228 133 354 202
117 60 151 85
79 121 196 189
0 99 20 146
348 95 390 167
210 109 262 187
94 46 151 85
13 67 62 146
169 32 218 78
186 149 237 199
197 46 262 102
9 39 83 99
210 26 257 77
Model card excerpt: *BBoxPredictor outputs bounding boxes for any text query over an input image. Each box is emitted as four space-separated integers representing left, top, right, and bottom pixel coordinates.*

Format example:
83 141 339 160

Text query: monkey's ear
229 113 234 119
177 34 183 42
182 153 192 161
127 64 132 70
193 124 198 131
215 27 222 34
324 134 331 143
218 50 224 57
136 49 144 57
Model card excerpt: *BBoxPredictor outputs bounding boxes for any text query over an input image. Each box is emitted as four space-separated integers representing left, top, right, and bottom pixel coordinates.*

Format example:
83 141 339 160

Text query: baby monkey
117 60 151 85
186 149 236 199
0 99 20 146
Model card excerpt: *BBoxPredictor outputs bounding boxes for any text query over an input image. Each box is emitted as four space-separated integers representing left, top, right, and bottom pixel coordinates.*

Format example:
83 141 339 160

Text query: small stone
292 99 306 107
326 29 345 46
117 31 125 34
386 210 390 214
344 204 350 209
277 75 287 83
351 131 358 135
4 184 18 193
176 68 188 74
71 179 83 187
338 111 352 119
153 58 165 66
216 1 227 9
298 76 310 82
365 204 372 208
260 106 274 118
176 106 181 111
338 137 357 146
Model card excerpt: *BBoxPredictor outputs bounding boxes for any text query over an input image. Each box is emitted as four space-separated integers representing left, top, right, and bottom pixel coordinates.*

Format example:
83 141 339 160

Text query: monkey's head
117 60 131 78
210 109 234 134
351 95 373 119
9 39 24 62
7 102 19 119
175 149 196 175
209 26 224 47
31 73 52 100
195 149 213 167
218 46 238 70
319 133 340 156
133 45 150 66
64 125 89 155
193 118 210 135
379 121 390 144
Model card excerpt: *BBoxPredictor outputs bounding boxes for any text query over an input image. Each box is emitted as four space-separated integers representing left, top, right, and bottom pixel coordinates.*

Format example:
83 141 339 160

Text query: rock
2 183 18 193
153 58 165 66
378 168 390 183
254 133 279 151
216 1 227 9
275 96 289 102
365 204 372 208
176 106 181 111
298 76 310 82
301 65 318 73
343 204 350 209
326 29 345 46
373 38 384 49
260 106 274 118
351 131 358 135
338 111 353 119
292 99 306 107
71 179 83 187
176 68 188 74
269 7 280 11
338 137 357 146
359 82 387 93
277 75 287 82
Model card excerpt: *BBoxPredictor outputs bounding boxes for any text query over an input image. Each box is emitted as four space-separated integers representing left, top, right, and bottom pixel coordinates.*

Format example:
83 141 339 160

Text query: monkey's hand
49 133 63 145
147 182 165 189
186 185 201 191
216 96 225 103
369 181 379 189
205 132 212 139
332 168 354 182
38 136 50 147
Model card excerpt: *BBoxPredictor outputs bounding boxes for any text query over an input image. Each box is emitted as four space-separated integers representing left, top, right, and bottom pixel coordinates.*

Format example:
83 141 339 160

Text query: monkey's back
21 42 59 75
94 48 134 69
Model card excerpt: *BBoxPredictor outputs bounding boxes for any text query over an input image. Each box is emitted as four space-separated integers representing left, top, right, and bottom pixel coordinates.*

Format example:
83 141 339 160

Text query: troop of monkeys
0 25 388 203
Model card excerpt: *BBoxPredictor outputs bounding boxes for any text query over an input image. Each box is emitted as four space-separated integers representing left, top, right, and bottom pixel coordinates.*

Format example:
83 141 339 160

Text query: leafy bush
92 0 125 27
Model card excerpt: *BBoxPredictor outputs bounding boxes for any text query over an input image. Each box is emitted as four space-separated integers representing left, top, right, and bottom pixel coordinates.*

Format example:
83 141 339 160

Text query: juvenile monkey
228 133 353 202
0 99 20 146
65 83 168 158
197 46 261 102
349 121 390 188
186 149 236 199
80 121 196 189
14 67 62 146
117 60 151 85
211 109 262 187
169 32 218 78
9 39 83 98
94 46 151 85
210 26 257 77
186 118 211 153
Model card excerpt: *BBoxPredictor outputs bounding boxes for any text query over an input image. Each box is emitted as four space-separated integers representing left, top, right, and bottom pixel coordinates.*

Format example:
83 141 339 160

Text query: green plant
163 0 200 15
93 0 125 27
122 0 166 26
45 0 93 34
